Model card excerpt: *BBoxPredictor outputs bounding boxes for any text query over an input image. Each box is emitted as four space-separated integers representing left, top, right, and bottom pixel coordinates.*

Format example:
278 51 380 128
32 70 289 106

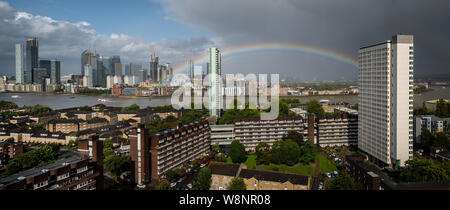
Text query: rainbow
166 42 358 81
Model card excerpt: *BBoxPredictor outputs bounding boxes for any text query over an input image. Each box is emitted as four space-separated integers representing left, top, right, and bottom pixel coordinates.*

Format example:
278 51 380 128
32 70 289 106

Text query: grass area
255 154 337 176
226 155 257 169
316 154 338 173
245 155 257 169
226 154 337 176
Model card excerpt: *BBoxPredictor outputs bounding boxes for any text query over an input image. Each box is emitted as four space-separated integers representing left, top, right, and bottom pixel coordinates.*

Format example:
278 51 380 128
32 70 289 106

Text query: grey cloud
156 0 450 80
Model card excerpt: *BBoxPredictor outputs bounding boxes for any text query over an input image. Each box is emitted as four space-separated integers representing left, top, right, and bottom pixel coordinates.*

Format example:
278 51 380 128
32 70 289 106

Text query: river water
0 85 448 110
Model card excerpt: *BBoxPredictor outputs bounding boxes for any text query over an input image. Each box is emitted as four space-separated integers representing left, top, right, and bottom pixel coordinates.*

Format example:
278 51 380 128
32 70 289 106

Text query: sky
0 0 449 81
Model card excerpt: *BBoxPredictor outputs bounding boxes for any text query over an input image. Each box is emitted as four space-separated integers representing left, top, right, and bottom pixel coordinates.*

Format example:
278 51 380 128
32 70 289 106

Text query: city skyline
0 0 450 81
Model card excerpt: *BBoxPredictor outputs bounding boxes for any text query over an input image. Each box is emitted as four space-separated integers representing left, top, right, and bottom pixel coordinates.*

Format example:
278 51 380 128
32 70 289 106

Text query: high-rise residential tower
15 44 25 84
358 35 414 167
209 47 222 118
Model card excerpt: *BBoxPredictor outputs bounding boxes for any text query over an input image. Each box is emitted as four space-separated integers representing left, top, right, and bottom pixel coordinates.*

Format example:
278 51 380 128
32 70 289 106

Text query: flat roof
0 151 85 187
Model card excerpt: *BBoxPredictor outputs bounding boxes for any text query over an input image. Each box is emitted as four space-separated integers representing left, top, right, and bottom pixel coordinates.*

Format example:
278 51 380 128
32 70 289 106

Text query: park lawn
226 154 336 176
254 154 337 176
245 155 257 169
316 154 338 173
226 155 257 169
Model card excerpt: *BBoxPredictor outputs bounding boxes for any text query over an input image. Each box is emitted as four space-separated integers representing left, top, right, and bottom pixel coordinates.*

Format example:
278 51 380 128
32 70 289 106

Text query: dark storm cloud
156 0 450 80
0 1 212 76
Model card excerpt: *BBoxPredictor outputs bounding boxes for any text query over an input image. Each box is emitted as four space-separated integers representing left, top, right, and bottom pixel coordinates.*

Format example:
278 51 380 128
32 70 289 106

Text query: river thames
0 85 448 110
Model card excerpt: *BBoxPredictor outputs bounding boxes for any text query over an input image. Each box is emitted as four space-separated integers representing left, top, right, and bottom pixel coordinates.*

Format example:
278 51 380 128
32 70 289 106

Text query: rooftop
210 163 240 177
238 169 309 186
0 151 85 187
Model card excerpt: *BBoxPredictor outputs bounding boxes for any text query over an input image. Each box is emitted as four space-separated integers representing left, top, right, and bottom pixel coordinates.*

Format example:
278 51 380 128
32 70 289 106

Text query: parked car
177 178 183 183
200 164 206 168
170 183 177 188
187 184 192 189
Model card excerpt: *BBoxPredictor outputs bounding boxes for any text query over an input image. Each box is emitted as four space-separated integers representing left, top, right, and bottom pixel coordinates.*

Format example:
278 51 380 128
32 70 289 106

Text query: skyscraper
15 44 25 84
137 69 148 83
33 68 48 84
187 60 194 79
26 38 39 83
39 60 51 76
114 63 122 76
83 64 93 87
209 47 222 118
111 56 122 76
358 35 414 167
81 50 92 76
50 60 61 84
149 53 159 82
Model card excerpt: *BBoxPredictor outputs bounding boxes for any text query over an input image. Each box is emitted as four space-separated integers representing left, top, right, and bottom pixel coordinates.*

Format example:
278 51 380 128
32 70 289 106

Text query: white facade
209 47 222 118
358 35 414 167
106 75 114 89
15 44 25 84
124 75 136 86
83 76 92 88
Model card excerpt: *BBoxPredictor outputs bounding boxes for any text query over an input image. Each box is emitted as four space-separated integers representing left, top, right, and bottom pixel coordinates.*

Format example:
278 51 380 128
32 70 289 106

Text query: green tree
121 104 140 112
229 140 247 163
270 140 301 166
329 171 361 190
0 100 18 110
192 167 212 190
155 181 172 190
104 154 131 176
255 142 271 165
435 99 449 118
299 139 318 165
165 169 177 182
227 177 247 190
306 99 325 115
212 142 221 154
33 122 45 132
399 158 449 182
79 105 92 111
434 132 450 150
282 131 304 147
103 138 115 158
214 153 227 162
66 139 79 150
2 143 60 176
165 115 177 121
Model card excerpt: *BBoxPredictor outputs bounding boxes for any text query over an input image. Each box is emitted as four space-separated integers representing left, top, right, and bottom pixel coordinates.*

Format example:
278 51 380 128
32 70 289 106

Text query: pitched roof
209 163 240 177
238 169 309 185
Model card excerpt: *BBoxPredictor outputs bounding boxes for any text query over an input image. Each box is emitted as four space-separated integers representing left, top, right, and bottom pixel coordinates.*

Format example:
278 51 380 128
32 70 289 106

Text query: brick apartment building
345 154 450 190
128 120 211 187
234 116 305 151
0 141 24 168
0 136 104 190
210 163 312 190
315 113 358 147
47 118 108 133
